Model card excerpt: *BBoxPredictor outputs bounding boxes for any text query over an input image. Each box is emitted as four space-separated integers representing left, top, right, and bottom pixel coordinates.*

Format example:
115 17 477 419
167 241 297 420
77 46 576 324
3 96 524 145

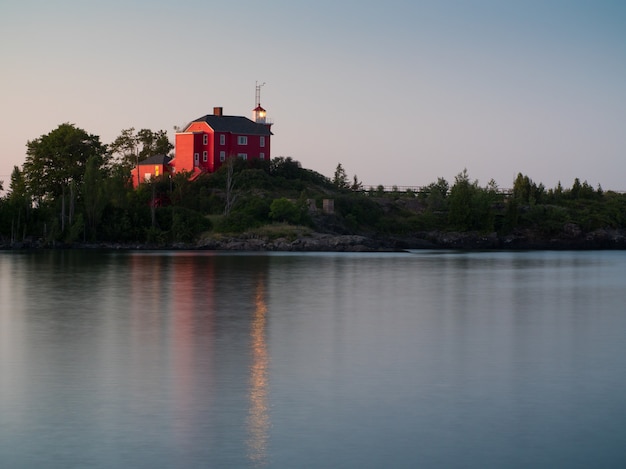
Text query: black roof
188 115 272 136
138 154 172 166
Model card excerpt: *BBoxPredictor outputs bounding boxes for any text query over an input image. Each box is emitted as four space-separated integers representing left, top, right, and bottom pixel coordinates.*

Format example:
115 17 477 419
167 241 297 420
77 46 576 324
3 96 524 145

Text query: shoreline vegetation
2 124 626 252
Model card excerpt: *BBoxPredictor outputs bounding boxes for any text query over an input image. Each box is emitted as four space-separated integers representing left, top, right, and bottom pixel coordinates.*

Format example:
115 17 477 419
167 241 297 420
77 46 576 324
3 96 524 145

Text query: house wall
174 120 272 175
184 123 216 172
174 132 204 174
215 133 270 171
133 164 167 188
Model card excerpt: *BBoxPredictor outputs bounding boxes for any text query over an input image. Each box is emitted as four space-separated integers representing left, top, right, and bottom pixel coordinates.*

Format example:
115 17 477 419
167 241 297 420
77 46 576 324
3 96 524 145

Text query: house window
237 136 247 145
203 134 208 145
144 173 152 181
259 152 265 160
220 134 225 145
260 136 265 147
237 153 247 160
203 151 208 162
220 151 226 162
194 153 199 164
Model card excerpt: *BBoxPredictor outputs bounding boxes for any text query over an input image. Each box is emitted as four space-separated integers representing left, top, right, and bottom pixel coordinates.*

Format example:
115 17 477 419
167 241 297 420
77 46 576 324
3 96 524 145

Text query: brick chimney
213 107 223 116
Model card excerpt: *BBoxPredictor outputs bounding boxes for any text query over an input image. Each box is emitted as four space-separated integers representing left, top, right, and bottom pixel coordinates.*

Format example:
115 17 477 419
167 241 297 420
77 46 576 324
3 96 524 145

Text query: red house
132 154 172 188
170 106 273 179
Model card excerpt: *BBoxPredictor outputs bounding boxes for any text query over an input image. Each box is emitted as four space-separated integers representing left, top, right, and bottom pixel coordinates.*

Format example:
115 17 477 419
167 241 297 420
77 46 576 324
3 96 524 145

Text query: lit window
144 173 152 181
237 136 247 145
220 151 226 162
203 134 208 145
260 136 265 147
259 152 265 160
237 153 247 160
220 134 225 145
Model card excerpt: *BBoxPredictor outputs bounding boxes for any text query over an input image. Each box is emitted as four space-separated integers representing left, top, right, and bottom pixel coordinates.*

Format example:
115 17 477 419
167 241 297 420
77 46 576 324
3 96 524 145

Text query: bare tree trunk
151 182 156 228
69 182 75 227
61 186 66 232
224 158 237 216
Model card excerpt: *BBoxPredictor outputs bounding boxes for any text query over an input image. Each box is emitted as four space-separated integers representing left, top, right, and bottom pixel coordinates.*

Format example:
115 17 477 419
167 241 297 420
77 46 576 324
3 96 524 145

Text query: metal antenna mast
255 81 266 107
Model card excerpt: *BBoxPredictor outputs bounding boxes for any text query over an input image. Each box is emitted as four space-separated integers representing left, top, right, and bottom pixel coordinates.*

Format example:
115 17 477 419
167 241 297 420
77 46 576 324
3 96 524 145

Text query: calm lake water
1 249 625 468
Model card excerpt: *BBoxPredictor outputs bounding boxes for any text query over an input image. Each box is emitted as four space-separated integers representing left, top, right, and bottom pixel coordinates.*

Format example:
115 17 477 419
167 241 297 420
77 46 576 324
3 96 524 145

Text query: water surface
1 250 625 468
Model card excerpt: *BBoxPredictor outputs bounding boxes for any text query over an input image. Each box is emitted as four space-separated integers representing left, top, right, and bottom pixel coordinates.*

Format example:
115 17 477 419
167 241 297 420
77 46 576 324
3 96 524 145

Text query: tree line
1 122 625 246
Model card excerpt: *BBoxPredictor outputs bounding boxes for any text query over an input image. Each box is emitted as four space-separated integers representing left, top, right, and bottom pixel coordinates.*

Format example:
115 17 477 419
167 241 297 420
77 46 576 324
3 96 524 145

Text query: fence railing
361 185 514 195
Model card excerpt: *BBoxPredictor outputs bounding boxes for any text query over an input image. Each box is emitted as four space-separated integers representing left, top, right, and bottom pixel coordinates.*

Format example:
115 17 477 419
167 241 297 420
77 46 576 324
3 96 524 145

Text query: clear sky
2 0 625 190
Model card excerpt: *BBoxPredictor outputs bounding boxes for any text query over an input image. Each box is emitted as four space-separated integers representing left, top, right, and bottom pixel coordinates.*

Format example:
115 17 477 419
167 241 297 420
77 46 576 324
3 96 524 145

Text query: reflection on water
1 250 626 468
247 278 270 466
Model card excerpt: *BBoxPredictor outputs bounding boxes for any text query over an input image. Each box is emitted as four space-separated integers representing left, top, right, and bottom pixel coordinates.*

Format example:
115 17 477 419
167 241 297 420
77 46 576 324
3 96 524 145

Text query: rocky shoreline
3 225 626 251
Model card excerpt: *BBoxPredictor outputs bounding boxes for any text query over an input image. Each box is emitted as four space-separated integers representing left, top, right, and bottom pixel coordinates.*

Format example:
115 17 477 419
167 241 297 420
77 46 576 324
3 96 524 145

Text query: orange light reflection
247 278 270 466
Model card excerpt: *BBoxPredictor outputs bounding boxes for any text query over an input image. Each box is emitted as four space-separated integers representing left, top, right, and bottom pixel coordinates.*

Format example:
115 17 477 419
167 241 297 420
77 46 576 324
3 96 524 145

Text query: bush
215 212 259 233
269 198 304 224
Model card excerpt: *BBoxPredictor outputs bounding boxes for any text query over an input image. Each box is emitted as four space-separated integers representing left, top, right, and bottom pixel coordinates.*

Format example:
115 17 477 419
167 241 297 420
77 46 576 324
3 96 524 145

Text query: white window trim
237 136 248 145
194 153 199 164
219 151 226 162
203 151 208 162
259 152 265 160
237 153 247 160
220 134 225 145
260 136 265 147
203 134 208 145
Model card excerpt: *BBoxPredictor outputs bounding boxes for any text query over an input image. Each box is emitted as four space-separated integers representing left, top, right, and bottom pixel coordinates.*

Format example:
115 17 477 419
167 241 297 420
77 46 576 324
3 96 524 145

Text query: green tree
109 128 173 171
23 123 107 203
5 166 31 242
424 177 449 211
7 166 26 200
351 174 363 191
513 173 531 203
270 156 301 179
269 198 306 224
333 163 349 189
570 178 582 199
448 169 497 231
83 155 108 239
447 169 473 229
137 129 173 160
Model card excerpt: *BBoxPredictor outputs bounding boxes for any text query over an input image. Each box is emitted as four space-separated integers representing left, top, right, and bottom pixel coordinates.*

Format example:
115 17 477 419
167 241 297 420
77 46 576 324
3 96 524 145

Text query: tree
23 123 107 203
109 128 173 171
447 169 498 231
447 169 473 229
137 129 173 159
83 155 108 239
424 177 449 212
513 173 532 203
269 198 303 224
224 157 238 216
333 163 349 189
5 166 31 242
270 156 301 179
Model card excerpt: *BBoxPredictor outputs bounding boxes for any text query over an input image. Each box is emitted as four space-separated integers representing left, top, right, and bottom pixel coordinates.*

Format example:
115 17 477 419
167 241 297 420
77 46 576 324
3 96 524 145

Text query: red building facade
170 106 272 178
132 154 172 188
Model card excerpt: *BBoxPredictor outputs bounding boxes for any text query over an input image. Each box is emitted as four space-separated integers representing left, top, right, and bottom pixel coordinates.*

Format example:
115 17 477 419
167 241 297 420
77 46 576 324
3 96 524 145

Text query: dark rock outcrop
4 225 626 252
196 233 393 252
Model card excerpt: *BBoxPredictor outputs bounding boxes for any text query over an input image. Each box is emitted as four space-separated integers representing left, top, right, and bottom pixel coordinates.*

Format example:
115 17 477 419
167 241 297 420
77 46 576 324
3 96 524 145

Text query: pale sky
1 0 625 190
